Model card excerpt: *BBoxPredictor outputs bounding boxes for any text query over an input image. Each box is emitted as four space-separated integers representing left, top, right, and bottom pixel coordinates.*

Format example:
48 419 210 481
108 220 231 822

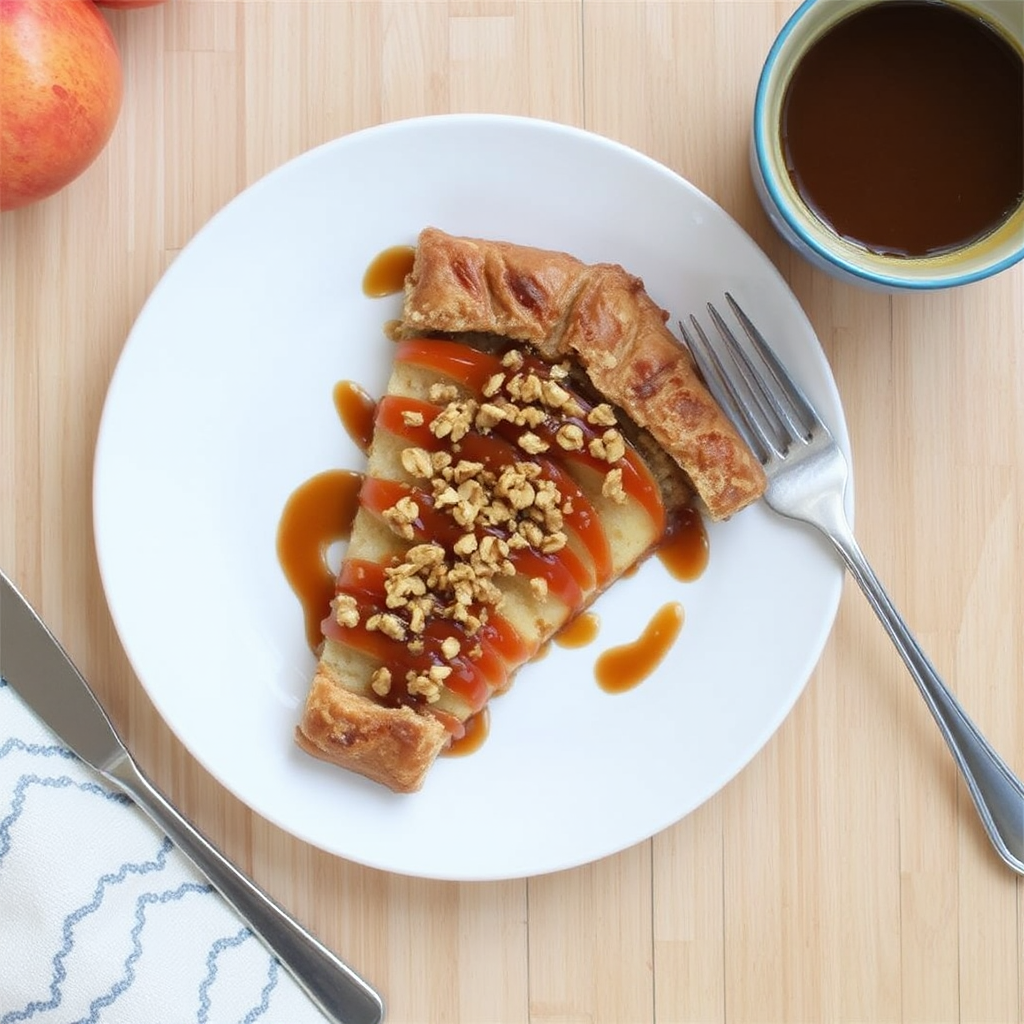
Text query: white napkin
0 678 332 1024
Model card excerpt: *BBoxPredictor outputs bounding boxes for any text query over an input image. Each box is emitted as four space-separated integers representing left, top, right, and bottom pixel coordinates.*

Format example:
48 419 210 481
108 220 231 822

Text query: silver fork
681 294 1024 875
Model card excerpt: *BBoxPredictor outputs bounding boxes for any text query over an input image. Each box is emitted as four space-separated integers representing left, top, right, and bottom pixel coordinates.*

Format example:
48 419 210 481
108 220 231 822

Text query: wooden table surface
2 2 1022 1021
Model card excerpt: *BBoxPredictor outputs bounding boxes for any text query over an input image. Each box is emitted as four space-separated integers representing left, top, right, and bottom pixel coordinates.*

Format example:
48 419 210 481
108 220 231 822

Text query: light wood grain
2 2 1021 1022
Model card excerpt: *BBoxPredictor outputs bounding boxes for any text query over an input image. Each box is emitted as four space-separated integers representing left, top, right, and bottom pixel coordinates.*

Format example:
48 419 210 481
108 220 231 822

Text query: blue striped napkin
0 679 329 1024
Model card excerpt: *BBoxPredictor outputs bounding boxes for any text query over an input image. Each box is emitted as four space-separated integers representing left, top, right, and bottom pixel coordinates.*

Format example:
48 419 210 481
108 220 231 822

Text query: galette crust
401 226 766 520
297 666 448 794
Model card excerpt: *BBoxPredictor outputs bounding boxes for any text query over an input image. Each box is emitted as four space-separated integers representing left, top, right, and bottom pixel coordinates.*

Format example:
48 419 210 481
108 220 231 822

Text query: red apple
0 0 123 211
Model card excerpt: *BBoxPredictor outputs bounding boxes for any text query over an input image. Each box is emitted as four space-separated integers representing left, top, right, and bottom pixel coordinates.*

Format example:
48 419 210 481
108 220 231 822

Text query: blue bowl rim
752 0 1024 291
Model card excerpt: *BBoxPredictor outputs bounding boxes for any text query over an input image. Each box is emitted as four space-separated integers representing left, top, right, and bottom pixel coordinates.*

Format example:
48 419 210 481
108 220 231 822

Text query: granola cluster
339 348 633 705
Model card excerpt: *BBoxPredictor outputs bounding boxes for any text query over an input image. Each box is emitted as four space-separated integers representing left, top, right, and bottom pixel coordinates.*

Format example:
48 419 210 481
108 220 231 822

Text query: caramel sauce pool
595 602 685 694
781 0 1024 257
276 469 364 650
333 380 377 455
444 708 490 757
555 611 601 649
362 245 416 297
657 506 709 582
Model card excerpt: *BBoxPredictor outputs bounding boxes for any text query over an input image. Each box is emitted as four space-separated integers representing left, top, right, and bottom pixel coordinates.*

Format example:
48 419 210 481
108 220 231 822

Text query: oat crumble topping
401 446 433 479
382 495 420 540
333 593 360 628
517 431 549 455
602 466 627 504
587 403 618 427
356 347 637 706
482 372 506 397
370 666 392 697
406 670 442 703
589 429 626 464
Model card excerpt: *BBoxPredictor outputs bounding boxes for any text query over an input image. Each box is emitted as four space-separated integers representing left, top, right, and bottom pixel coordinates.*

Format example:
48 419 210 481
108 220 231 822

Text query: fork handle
813 494 1024 872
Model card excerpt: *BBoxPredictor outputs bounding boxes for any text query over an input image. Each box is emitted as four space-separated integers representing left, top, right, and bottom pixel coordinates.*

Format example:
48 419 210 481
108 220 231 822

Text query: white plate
94 114 850 881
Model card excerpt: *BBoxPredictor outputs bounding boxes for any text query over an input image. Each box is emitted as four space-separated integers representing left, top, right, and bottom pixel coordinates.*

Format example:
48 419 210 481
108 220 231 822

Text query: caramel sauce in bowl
752 0 1024 290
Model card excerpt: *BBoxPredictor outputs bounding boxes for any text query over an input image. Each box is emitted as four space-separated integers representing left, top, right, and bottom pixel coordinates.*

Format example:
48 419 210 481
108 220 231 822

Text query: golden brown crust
402 227 766 520
297 667 448 793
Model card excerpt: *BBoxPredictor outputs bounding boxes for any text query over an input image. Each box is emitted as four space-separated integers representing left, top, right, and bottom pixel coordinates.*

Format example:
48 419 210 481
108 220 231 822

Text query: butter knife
0 569 385 1024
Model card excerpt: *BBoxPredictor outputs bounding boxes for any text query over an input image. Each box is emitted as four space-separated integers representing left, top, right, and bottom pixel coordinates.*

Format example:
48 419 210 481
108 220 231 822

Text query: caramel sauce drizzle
325 557 520 714
377 391 613 589
595 602 685 694
396 338 667 535
278 375 706 726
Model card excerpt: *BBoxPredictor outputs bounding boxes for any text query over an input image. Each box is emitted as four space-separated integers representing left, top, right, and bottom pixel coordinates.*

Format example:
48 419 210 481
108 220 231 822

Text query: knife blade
0 569 385 1024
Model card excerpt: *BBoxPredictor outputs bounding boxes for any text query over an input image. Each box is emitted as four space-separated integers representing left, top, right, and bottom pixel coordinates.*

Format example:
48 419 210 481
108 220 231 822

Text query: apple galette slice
295 230 765 793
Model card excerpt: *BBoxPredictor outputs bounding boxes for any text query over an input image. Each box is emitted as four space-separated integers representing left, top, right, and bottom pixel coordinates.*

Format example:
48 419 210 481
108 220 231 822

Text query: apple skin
0 0 124 211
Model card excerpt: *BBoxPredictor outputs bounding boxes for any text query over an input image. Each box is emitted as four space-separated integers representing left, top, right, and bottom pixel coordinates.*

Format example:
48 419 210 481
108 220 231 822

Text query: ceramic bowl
751 0 1024 291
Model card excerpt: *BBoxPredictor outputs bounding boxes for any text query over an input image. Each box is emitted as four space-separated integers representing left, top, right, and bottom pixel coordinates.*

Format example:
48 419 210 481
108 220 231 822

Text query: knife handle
102 751 385 1024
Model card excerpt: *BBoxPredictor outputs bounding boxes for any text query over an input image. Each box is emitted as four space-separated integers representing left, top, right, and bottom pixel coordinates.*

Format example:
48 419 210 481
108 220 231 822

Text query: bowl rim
752 0 1024 290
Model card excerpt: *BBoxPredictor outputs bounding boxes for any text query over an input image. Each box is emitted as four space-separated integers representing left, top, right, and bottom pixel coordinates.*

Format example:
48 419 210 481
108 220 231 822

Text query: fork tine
677 317 740 423
724 292 821 439
705 302 797 449
679 315 773 462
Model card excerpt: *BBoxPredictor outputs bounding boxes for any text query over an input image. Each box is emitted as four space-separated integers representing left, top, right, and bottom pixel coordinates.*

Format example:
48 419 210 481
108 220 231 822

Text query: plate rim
93 113 852 881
